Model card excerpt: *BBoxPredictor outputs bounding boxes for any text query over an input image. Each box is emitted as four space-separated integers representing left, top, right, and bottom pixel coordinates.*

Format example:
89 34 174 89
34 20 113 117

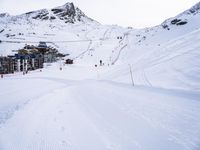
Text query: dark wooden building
65 59 73 64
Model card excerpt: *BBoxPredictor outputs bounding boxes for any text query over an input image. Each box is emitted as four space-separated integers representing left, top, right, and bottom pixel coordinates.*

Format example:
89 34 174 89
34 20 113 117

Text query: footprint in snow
58 110 63 114
61 126 65 132
61 140 69 147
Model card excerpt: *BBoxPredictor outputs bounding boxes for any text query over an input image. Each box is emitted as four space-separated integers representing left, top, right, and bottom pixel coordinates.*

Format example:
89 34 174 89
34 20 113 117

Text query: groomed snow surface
1 2 200 150
0 64 200 150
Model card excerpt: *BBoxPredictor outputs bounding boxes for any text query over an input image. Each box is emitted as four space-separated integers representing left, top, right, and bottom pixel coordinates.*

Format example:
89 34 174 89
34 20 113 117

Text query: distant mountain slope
0 1 200 90
101 2 200 90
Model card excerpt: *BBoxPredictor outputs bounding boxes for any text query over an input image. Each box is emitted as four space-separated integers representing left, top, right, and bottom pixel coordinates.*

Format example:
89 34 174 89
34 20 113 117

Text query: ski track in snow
0 65 200 150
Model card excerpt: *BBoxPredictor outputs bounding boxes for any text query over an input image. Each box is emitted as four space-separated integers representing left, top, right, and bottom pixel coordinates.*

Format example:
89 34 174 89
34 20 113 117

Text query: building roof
38 42 48 48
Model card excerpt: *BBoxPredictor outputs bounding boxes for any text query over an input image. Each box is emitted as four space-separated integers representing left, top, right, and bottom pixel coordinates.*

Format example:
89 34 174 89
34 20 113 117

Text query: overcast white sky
0 0 199 28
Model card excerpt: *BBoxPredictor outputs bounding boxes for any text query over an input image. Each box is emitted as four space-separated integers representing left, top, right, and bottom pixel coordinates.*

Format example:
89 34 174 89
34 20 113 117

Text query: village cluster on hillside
0 42 70 76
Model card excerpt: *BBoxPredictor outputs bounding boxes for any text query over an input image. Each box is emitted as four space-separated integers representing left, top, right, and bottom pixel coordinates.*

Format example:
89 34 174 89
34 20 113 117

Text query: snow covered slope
0 2 100 56
0 1 199 89
0 2 130 66
0 2 200 150
101 2 200 91
0 65 200 150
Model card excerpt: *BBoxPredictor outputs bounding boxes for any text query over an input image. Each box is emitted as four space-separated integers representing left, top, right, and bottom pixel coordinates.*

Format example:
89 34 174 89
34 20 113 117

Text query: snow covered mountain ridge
186 1 200 14
0 2 94 24
161 2 200 29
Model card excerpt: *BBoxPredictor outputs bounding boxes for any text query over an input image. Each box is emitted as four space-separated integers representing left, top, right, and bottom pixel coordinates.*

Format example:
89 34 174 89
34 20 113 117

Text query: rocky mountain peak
30 2 91 23
188 2 200 14
0 13 10 18
161 1 200 30
58 2 75 10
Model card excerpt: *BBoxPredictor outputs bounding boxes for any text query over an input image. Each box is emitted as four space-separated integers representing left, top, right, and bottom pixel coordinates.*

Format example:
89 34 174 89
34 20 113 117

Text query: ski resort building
14 52 44 72
0 56 15 74
0 42 60 74
38 42 48 49
24 42 58 63
44 48 58 63
65 59 73 64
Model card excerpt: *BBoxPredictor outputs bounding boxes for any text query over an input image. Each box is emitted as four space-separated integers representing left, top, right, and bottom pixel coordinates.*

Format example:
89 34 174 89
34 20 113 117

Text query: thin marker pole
129 64 134 86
